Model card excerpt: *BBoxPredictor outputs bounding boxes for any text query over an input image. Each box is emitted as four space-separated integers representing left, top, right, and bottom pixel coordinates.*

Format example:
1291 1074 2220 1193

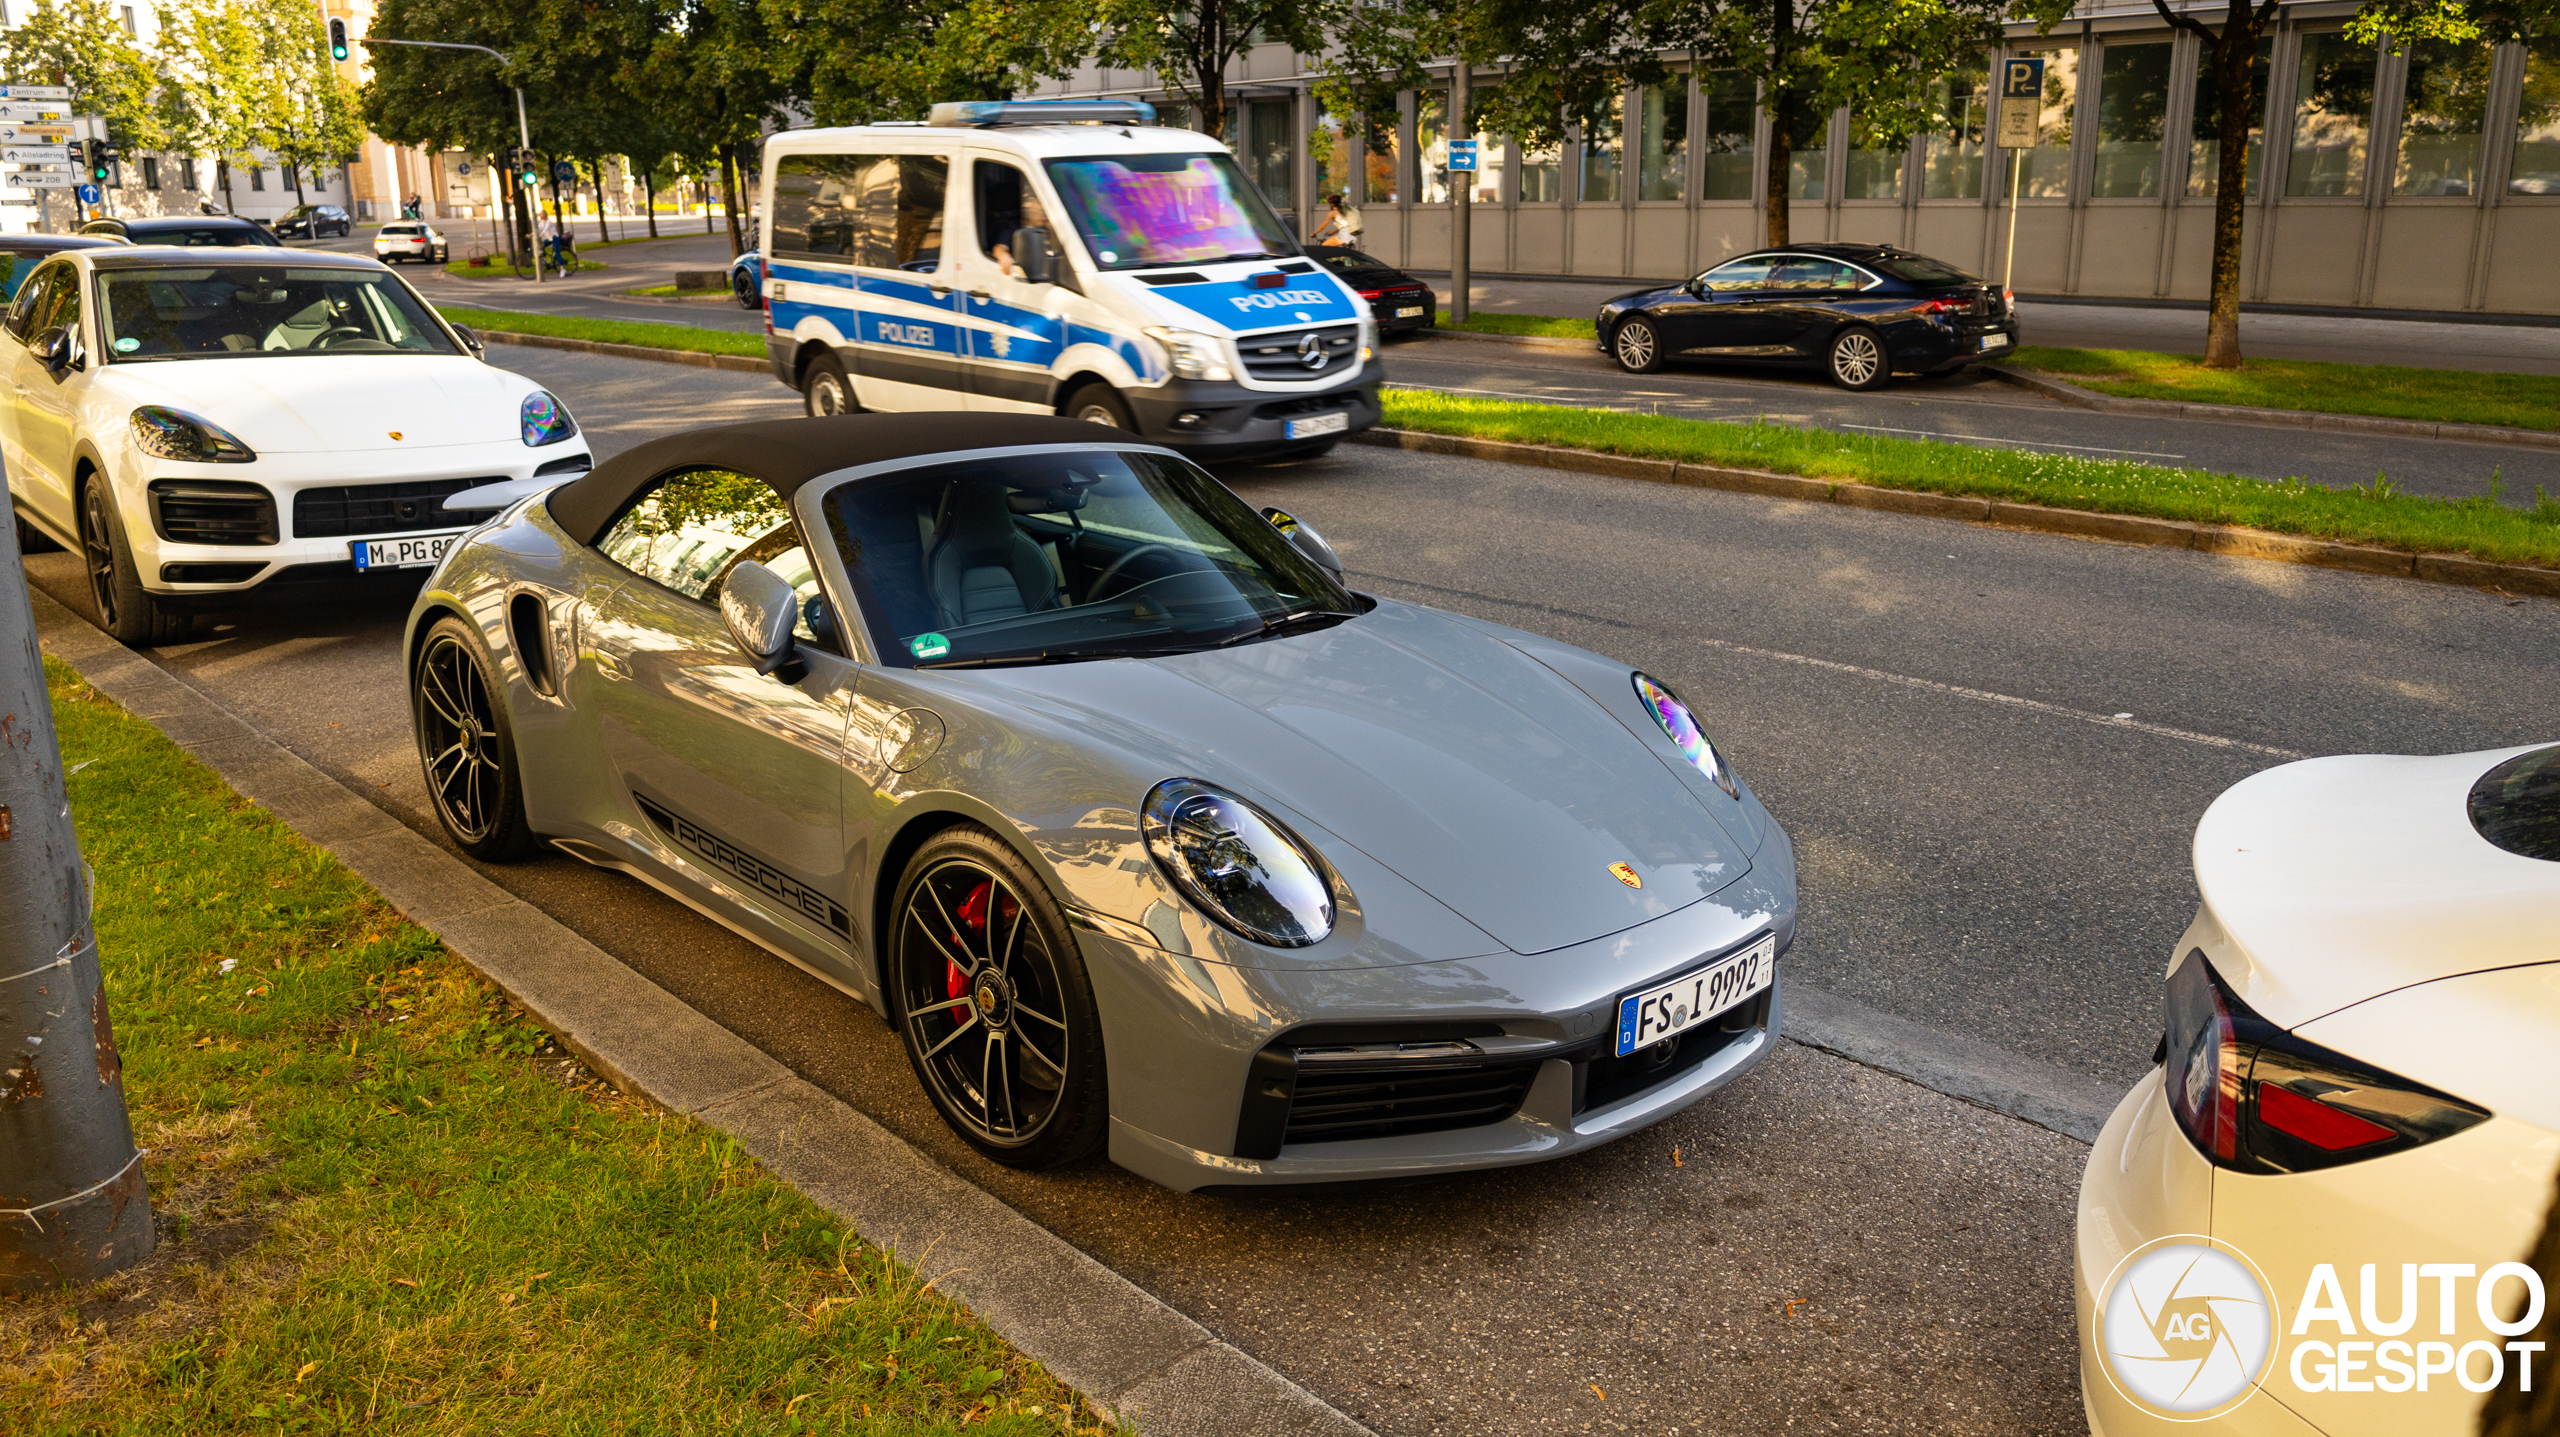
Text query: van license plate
1285 412 1349 440
1613 934 1777 1057
351 531 464 572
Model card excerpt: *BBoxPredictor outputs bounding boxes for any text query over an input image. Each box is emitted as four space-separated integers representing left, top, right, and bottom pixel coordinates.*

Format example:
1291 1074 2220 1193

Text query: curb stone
24 584 1375 1437
1344 427 2560 600
1982 363 2560 452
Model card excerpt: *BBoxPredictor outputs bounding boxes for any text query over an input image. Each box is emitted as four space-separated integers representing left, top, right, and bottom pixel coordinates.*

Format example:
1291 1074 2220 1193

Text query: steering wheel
1088 544 1177 602
312 326 369 349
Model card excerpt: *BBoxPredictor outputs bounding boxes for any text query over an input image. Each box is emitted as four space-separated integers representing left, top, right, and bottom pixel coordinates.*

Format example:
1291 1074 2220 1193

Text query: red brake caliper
948 880 994 1015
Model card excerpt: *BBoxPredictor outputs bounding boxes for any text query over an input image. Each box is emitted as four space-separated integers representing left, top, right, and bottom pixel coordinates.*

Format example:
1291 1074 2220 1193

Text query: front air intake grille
1237 323 1359 382
1283 1061 1539 1145
148 479 277 546
293 477 495 538
534 453 593 478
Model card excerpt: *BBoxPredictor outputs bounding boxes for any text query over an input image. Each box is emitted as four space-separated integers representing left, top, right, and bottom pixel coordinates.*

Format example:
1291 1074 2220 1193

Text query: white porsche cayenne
2077 743 2559 1436
1 245 591 643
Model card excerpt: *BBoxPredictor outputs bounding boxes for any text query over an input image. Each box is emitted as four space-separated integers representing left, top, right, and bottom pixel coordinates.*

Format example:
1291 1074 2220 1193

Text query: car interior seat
926 483 1063 629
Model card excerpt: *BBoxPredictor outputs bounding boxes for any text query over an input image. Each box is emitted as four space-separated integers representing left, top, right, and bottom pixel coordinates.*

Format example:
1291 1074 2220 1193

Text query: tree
243 0 365 206
0 0 162 217
762 0 1042 126
1079 0 1343 143
641 0 803 257
358 0 548 267
158 0 270 214
1322 0 2071 251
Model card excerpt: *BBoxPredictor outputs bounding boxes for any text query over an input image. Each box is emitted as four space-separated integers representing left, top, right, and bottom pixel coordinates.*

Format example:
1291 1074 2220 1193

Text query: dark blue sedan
1596 244 2020 391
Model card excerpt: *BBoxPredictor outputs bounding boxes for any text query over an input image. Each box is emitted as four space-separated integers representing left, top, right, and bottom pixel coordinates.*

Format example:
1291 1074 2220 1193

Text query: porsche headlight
129 406 255 463
520 390 578 447
1142 326 1233 382
1633 672 1740 799
1140 778 1335 948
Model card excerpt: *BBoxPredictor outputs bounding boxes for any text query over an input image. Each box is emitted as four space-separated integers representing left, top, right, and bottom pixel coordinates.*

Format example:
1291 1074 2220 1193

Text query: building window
1518 133 1562 201
1418 89 1449 202
1845 120 1904 200
2015 47 2077 197
1311 107 1355 207
1579 96 1623 202
1700 70 1755 201
1243 98 1294 210
2187 37 2272 197
2092 42 2172 197
1637 80 1688 201
249 164 265 191
1366 110 1398 204
2515 34 2560 194
2393 39 2492 195
141 156 160 189
1924 62 1989 198
119 4 135 33
1786 104 1827 201
2287 32 2377 197
182 156 199 190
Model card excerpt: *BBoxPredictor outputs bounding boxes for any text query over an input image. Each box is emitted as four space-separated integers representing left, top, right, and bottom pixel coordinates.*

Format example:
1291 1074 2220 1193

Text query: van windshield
1043 152 1295 271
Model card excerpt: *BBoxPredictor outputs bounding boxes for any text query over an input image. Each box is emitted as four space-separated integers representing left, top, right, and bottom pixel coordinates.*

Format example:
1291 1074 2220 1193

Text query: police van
755 99 1382 460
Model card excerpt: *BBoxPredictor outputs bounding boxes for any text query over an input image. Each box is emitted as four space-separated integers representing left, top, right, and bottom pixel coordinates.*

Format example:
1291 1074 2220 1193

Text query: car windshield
1309 247 1385 272
1042 152 1296 270
824 448 1354 667
97 265 459 361
1873 254 1976 286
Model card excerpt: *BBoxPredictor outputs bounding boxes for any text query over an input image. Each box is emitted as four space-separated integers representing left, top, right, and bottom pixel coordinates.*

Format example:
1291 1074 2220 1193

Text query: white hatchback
2076 745 2559 1437
374 222 449 265
1 245 590 643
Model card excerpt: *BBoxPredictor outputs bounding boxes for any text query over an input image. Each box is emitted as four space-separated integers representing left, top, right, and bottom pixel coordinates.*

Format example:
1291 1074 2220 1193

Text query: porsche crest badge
388 431 403 440
1609 863 1642 889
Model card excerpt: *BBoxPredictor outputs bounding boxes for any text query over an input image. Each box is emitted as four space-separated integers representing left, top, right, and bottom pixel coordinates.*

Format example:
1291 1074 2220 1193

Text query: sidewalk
1415 272 2560 376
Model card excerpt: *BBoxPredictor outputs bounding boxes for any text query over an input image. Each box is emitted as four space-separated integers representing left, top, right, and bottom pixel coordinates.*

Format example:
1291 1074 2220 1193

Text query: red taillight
760 257 772 334
2256 1083 2395 1151
1357 288 1384 299
1913 297 1966 317
2165 950 2240 1161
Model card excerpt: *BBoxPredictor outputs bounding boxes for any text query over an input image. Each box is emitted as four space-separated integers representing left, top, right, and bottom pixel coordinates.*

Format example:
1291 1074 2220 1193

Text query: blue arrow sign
1447 139 1479 173
76 182 99 204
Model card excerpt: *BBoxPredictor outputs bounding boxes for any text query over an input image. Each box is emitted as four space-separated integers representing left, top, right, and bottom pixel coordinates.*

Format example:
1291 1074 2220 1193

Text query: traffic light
327 18 349 62
517 151 539 188
86 139 110 183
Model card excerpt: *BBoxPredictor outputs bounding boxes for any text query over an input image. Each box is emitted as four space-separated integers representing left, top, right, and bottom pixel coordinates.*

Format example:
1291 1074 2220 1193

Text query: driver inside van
976 161 1056 279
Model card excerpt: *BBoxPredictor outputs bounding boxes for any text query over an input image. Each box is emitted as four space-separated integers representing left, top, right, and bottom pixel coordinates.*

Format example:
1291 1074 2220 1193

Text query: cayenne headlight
520 390 577 447
129 406 256 463
1633 672 1740 800
1142 326 1233 382
1140 778 1335 948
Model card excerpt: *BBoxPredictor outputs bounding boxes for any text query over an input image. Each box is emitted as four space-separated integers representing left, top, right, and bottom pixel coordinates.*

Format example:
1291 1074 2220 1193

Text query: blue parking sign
1447 138 1479 173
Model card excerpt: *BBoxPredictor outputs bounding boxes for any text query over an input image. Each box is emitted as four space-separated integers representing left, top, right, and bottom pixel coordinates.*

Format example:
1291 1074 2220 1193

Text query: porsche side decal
635 794 852 937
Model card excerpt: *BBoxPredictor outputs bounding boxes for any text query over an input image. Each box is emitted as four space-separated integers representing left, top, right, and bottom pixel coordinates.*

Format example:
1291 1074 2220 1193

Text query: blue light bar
925 99 1160 128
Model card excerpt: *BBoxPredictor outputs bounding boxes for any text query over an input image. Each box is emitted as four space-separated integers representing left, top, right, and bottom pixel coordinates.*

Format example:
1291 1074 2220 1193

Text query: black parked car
1597 244 2019 391
79 215 283 248
273 204 353 239
1306 244 1436 335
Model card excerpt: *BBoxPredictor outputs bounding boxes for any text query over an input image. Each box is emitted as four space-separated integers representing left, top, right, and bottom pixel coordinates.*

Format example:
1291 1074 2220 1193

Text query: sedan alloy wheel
1827 327 1890 391
1612 316 1666 374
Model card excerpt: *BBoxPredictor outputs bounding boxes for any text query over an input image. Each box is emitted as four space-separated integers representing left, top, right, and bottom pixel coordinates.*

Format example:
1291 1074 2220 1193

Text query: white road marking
1839 423 2183 460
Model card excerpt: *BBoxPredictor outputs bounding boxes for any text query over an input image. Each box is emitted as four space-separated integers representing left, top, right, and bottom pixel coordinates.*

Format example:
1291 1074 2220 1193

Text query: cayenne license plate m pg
1285 411 1349 440
1614 934 1777 1056
351 531 464 572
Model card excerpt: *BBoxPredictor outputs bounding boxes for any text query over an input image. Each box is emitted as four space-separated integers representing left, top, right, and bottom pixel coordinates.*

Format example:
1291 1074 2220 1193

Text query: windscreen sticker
909 632 951 659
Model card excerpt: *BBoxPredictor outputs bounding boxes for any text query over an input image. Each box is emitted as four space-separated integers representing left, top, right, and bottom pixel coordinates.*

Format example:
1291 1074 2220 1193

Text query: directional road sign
77 182 100 203
1 146 68 164
552 160 575 185
1997 57 2044 149
10 171 73 189
0 125 72 142
0 103 67 125
1447 138 1479 173
0 85 71 101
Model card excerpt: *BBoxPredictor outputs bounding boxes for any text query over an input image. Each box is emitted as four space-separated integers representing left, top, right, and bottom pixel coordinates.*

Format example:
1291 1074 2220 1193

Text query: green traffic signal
328 18 349 61
88 141 108 182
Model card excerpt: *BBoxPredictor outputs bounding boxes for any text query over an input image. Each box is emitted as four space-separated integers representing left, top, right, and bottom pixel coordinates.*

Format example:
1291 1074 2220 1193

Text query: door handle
967 288 991 301
928 282 952 296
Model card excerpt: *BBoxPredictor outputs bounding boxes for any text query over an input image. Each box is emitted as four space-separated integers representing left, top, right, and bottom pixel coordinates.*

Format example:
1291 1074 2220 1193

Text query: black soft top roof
547 412 1144 545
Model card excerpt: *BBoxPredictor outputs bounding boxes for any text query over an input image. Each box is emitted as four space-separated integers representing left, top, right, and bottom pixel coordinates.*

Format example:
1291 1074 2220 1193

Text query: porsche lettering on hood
997 602 1751 956
105 355 522 453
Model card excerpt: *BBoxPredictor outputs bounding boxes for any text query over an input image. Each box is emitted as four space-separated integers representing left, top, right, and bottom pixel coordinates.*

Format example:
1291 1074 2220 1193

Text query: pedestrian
404 193 421 219
1311 192 1362 248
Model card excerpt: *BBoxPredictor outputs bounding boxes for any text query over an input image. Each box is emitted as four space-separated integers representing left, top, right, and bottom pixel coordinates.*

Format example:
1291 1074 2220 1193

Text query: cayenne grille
148 479 276 546
1237 323 1359 382
293 477 496 538
1283 1061 1539 1145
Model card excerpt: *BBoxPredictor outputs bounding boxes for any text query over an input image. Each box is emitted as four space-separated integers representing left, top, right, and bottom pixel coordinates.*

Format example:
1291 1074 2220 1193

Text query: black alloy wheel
1612 315 1667 373
1826 326 1890 391
734 269 759 309
81 481 190 645
892 827 1107 1168
411 616 537 860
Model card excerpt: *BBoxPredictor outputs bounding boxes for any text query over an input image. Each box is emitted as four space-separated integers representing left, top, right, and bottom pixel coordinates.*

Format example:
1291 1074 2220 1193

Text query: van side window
770 152 948 272
973 161 1054 276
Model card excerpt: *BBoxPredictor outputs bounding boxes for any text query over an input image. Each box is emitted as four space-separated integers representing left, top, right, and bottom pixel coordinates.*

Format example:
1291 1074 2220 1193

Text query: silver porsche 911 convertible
405 413 1796 1190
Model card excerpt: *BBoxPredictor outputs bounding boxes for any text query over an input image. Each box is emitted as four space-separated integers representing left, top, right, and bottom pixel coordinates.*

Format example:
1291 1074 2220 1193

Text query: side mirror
31 325 73 371
1260 506 1344 581
719 561 800 676
450 323 485 358
1010 227 1057 287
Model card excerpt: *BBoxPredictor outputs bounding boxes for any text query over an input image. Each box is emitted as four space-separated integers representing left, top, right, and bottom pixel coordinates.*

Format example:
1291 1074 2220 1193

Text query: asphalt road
28 347 2560 1435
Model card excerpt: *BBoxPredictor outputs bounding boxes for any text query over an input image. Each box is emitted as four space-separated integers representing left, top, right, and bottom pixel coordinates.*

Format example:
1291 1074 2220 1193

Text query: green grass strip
442 257 609 280
434 304 764 359
1378 389 2560 568
2009 346 2560 432
1435 312 1598 339
4 659 1113 1436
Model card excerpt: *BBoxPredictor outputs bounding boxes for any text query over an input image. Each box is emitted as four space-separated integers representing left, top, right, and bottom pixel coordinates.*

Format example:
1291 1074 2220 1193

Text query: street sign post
1 147 69 164
0 105 69 125
0 85 71 101
552 160 574 186
1997 56 2045 295
0 126 73 142
1447 138 1479 173
10 172 74 189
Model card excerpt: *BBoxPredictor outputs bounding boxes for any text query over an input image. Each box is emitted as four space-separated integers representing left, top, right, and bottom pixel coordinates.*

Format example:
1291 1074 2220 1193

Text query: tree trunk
2202 23 2255 369
644 169 659 239
720 146 744 259
1762 0 1793 248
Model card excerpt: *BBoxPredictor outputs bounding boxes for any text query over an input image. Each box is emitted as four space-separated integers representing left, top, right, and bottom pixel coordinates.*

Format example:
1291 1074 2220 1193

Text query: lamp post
359 38 540 285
